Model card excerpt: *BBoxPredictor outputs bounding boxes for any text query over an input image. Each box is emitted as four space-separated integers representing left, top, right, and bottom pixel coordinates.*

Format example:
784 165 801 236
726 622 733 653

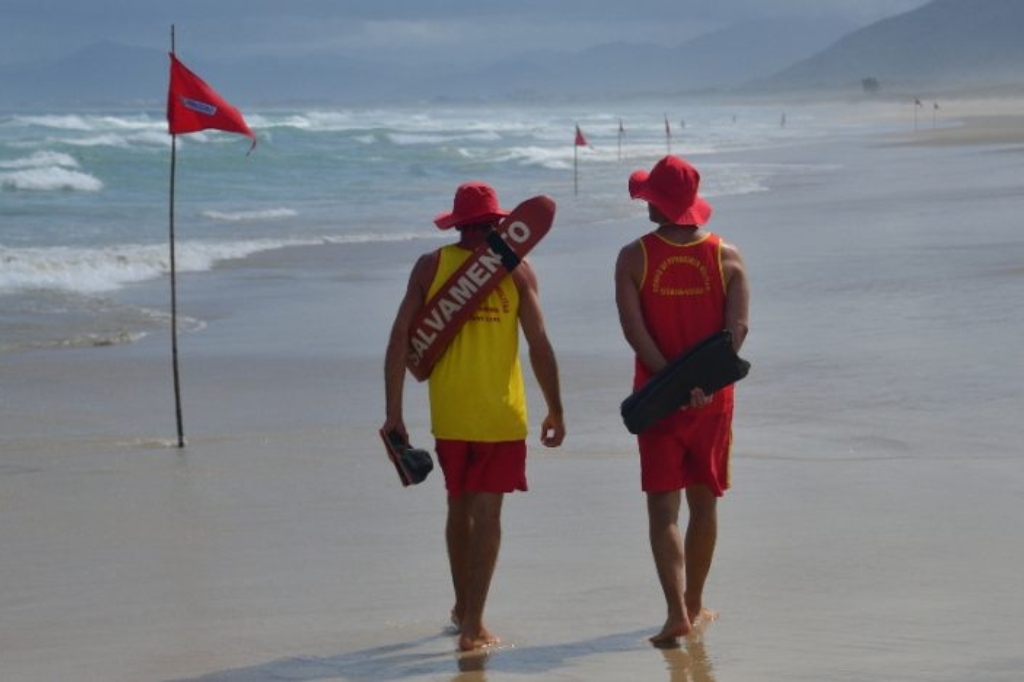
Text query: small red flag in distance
575 124 588 147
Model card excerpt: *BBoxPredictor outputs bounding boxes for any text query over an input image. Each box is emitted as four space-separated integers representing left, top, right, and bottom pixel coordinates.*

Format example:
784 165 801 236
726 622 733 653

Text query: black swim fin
620 330 751 434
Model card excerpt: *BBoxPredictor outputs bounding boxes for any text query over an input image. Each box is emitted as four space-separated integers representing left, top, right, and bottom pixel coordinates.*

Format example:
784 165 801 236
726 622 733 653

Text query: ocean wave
0 150 80 170
0 233 434 295
322 231 444 245
61 130 170 149
388 130 503 146
10 113 162 133
247 109 543 137
493 145 574 170
486 140 720 171
4 114 170 150
0 149 103 191
0 240 278 294
247 111 354 132
0 166 103 192
249 110 508 144
201 208 299 223
11 114 97 132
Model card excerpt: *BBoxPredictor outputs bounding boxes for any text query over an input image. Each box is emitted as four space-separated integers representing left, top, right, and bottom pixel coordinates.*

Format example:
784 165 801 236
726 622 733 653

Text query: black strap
486 230 522 271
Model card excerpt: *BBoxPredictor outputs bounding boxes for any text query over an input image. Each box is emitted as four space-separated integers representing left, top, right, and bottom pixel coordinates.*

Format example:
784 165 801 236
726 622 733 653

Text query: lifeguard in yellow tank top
427 244 528 442
383 181 565 653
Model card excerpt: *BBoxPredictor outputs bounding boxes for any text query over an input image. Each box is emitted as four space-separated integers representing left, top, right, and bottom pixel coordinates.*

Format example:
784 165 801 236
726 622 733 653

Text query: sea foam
0 234 430 295
0 167 103 192
0 150 103 191
201 208 299 223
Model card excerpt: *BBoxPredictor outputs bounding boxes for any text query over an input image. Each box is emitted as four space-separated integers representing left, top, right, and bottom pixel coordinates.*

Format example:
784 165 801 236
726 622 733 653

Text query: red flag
167 53 255 144
575 124 588 147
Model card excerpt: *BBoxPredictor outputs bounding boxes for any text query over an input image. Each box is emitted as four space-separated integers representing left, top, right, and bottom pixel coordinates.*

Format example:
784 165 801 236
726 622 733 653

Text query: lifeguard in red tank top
635 231 733 415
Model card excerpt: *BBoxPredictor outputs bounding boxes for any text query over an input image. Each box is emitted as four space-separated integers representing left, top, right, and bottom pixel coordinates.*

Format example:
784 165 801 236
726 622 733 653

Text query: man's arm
721 241 750 352
513 260 565 448
615 240 667 374
382 252 436 441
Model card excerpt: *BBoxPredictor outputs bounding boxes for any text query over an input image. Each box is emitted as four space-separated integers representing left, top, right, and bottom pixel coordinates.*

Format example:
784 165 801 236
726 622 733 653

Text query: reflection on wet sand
662 635 715 682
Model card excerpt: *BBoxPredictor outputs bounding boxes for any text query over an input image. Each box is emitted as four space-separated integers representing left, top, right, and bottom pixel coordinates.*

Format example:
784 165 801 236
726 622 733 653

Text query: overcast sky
0 0 933 65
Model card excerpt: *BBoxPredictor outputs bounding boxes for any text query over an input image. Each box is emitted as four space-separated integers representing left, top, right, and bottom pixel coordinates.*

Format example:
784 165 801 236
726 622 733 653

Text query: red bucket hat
628 155 712 226
433 181 510 230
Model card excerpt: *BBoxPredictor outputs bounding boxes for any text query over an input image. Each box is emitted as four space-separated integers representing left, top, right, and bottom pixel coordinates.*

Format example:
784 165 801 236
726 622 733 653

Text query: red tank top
635 230 732 412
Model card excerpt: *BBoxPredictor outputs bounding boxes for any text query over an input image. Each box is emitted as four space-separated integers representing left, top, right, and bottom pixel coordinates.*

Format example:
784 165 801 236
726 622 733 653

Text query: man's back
427 244 527 442
636 229 728 383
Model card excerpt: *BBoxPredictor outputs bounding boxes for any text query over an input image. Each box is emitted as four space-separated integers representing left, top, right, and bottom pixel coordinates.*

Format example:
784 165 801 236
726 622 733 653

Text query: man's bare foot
459 625 500 651
688 607 718 631
649 616 692 648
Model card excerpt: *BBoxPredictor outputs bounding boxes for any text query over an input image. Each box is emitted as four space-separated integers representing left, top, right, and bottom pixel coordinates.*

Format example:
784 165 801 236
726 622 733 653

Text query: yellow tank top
427 244 528 441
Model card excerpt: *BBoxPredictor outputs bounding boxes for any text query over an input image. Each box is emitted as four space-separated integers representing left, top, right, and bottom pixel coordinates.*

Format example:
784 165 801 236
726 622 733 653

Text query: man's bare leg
458 492 504 651
446 495 472 629
683 485 718 626
647 490 691 646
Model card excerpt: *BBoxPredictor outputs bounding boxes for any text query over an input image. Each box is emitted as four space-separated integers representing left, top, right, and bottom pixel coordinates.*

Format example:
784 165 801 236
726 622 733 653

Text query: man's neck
655 223 703 244
457 226 492 250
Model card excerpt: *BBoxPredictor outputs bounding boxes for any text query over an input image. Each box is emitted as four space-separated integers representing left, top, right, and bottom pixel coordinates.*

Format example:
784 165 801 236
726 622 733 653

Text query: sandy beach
879 93 1024 146
3 98 1024 681
895 111 1024 147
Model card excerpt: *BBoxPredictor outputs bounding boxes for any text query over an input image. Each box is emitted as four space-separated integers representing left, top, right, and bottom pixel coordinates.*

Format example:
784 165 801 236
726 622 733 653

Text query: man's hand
688 388 714 409
540 413 565 447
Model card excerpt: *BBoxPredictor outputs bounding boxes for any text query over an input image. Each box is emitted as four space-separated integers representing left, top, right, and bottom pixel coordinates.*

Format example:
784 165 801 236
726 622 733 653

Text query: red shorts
435 439 528 498
637 409 733 496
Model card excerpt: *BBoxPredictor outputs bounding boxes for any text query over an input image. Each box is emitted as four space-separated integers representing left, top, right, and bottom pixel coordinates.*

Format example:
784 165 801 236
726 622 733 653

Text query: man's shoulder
410 249 441 285
616 238 644 263
618 235 647 255
413 248 440 268
718 237 743 258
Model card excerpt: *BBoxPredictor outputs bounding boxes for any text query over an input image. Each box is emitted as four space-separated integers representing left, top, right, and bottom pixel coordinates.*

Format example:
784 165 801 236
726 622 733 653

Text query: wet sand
3 96 1024 681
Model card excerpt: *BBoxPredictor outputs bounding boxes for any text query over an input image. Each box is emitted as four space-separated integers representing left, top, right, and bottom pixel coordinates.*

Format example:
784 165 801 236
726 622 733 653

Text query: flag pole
574 143 578 196
617 119 623 161
573 124 579 197
168 24 185 447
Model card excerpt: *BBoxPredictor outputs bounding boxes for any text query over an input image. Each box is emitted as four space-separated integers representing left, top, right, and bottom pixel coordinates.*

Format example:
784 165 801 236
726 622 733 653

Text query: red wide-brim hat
629 155 712 226
434 181 510 230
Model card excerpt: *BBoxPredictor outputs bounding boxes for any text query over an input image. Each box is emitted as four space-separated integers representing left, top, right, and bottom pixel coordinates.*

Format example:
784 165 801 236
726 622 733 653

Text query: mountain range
2 0 1022 108
760 0 1024 92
